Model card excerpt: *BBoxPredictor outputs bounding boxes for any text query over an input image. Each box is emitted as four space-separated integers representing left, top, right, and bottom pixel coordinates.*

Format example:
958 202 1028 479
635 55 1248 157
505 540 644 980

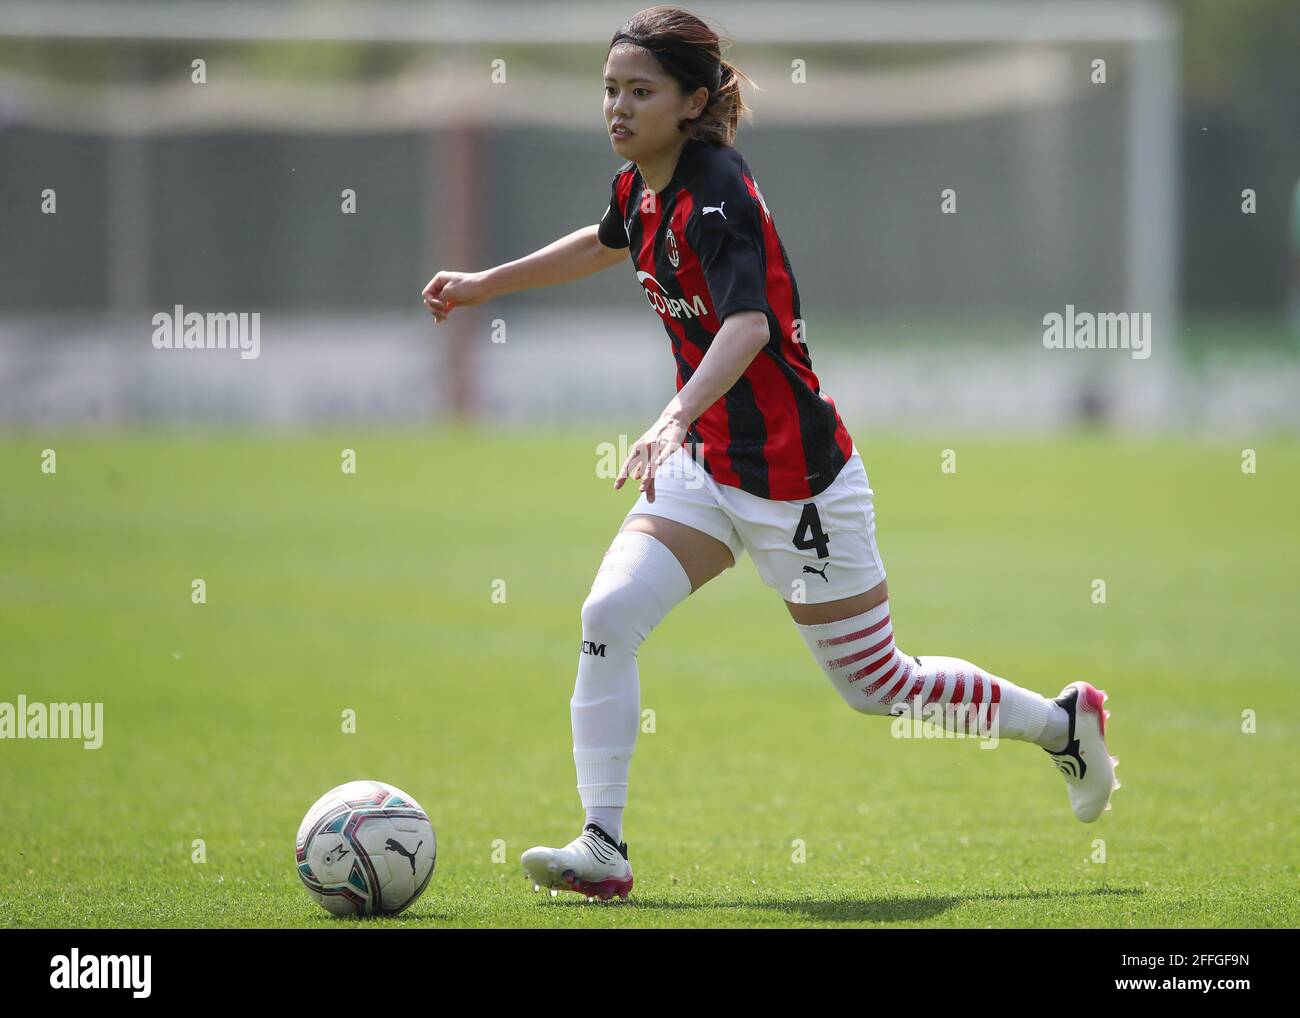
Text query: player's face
603 44 706 160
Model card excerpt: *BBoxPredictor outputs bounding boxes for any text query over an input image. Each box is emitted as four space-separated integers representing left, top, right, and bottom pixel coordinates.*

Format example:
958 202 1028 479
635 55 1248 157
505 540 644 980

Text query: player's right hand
422 270 490 323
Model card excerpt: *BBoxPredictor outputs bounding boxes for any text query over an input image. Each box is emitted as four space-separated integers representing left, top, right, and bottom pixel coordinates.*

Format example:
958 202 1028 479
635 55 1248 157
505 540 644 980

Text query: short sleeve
686 176 770 323
597 173 630 250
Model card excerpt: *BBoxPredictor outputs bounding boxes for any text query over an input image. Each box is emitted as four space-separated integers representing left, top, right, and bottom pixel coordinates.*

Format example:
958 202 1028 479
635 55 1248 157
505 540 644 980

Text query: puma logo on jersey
802 562 830 581
702 202 727 219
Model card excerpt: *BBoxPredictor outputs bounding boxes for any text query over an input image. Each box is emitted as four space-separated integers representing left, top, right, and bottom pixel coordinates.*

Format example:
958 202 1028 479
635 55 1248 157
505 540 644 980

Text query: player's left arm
613 310 769 501
664 310 769 422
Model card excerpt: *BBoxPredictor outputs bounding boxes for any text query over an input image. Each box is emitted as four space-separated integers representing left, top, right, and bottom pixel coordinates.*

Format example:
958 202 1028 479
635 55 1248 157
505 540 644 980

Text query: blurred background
0 0 1297 434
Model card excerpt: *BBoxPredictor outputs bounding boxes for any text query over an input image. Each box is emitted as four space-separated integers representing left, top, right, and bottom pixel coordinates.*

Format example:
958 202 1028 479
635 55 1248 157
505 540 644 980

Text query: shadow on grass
763 886 1145 923
484 885 1145 924
311 886 1146 926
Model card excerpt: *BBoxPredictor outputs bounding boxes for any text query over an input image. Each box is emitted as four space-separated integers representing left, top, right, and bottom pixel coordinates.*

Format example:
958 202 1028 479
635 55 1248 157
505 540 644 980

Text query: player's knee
832 684 892 718
580 586 615 638
850 693 896 719
580 579 651 651
816 655 902 718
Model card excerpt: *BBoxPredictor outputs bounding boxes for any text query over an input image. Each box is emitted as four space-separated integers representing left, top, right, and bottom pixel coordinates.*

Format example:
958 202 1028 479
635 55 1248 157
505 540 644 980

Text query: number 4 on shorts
793 503 829 559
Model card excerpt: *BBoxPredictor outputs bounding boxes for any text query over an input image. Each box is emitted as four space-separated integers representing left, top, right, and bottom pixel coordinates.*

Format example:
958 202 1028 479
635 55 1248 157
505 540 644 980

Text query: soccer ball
295 780 436 917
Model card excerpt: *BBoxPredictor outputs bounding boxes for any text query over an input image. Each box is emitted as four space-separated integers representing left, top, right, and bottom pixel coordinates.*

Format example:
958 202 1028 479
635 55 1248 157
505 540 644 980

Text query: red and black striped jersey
597 136 854 501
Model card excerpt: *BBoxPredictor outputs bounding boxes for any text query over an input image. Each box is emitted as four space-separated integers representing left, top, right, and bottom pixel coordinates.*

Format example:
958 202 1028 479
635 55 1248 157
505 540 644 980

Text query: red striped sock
794 599 1067 746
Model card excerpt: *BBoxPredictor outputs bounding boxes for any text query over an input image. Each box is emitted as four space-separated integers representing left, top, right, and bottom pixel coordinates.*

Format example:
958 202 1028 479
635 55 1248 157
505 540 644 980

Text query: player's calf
793 598 1070 748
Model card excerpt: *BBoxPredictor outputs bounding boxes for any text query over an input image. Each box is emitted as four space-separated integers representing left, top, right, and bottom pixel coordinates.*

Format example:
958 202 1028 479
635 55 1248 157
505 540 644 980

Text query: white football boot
1044 681 1120 822
521 823 634 902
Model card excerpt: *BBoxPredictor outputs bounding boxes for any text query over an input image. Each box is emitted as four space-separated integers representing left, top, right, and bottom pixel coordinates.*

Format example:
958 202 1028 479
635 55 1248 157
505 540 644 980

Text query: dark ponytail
608 5 757 147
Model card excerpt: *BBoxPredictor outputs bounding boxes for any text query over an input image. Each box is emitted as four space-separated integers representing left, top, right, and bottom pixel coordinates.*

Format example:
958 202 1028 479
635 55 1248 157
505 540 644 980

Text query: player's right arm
422 224 625 323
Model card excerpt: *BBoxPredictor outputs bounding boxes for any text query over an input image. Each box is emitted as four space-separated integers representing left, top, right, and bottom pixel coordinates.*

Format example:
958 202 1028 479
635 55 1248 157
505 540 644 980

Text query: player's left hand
614 408 690 503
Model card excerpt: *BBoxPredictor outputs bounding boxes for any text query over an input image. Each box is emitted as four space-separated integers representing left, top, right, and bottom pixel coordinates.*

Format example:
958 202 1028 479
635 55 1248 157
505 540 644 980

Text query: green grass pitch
1 429 1296 928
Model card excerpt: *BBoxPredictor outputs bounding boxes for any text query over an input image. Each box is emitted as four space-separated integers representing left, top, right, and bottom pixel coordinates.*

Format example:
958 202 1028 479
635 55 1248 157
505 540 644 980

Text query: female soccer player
421 6 1119 903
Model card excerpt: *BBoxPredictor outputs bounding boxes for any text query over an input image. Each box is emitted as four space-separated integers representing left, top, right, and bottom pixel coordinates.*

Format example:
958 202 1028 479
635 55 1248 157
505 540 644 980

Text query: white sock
584 807 625 844
795 599 1069 748
571 530 692 842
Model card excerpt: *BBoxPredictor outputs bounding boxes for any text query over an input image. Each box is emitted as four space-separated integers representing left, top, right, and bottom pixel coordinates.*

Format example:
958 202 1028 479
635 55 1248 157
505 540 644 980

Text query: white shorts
619 444 887 604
